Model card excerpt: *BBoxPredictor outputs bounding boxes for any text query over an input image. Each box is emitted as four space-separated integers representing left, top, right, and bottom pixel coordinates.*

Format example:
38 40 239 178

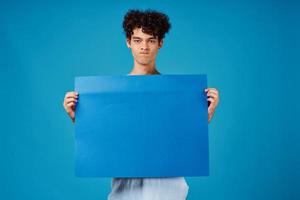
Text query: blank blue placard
74 74 209 177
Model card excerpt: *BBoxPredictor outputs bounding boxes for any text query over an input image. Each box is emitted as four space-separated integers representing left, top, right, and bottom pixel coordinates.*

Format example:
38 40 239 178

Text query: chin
138 60 151 65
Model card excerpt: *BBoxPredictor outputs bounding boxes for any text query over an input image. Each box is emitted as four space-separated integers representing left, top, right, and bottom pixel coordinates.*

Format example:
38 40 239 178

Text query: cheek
150 48 159 57
131 47 139 57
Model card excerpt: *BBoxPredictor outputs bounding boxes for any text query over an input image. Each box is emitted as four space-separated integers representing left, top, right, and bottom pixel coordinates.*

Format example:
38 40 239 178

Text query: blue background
0 0 299 199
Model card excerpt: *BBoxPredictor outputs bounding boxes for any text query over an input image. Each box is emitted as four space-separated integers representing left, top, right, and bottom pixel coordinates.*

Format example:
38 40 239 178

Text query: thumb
69 110 75 119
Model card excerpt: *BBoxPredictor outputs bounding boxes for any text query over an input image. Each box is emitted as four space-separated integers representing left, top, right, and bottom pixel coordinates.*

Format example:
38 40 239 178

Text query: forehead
131 28 157 39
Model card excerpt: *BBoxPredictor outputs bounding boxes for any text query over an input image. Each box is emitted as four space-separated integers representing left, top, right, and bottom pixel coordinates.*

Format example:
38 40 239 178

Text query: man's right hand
63 91 79 123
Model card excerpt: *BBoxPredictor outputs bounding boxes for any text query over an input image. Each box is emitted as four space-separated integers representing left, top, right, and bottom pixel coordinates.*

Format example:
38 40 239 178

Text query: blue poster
75 74 209 177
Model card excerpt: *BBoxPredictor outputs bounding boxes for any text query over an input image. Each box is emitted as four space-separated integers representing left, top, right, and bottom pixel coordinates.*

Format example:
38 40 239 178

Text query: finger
65 100 77 106
208 88 217 91
66 91 78 96
65 96 78 103
65 96 78 101
66 95 78 100
207 94 218 101
65 91 79 98
205 88 218 94
207 92 218 98
208 96 219 107
66 102 75 107
66 92 79 99
65 97 78 102
207 89 218 94
208 105 215 112
207 97 215 103
206 88 218 93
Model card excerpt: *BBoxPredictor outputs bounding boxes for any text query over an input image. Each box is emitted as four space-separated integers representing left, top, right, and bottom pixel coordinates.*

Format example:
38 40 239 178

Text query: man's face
126 28 163 66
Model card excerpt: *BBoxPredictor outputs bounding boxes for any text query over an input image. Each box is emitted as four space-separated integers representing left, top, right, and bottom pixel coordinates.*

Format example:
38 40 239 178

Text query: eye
133 39 141 43
150 40 156 43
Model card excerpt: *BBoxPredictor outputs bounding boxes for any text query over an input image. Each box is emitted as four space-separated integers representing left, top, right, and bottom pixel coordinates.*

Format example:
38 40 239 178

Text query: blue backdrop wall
0 0 299 199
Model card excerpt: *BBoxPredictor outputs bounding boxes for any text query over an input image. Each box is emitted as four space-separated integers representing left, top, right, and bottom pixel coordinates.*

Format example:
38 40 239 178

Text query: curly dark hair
122 9 171 42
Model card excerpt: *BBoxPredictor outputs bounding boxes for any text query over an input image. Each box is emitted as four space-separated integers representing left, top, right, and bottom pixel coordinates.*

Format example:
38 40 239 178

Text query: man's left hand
205 88 220 123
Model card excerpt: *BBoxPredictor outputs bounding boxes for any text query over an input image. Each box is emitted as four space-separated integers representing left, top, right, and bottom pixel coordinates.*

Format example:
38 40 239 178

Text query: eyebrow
132 36 157 40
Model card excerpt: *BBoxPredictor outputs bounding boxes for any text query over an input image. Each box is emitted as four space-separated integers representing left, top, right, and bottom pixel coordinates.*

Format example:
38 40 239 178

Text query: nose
141 41 149 50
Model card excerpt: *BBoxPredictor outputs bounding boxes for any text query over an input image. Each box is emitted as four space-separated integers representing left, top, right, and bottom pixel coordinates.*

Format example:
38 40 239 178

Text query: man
63 9 219 200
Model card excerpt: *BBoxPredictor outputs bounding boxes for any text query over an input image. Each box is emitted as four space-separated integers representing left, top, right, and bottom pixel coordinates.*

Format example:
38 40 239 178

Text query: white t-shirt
108 177 189 200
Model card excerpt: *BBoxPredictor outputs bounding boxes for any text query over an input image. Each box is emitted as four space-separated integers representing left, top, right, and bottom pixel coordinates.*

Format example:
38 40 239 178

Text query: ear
158 39 164 49
126 38 131 48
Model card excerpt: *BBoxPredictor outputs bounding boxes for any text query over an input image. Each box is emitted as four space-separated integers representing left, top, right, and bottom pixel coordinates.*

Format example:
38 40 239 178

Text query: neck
129 60 160 75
